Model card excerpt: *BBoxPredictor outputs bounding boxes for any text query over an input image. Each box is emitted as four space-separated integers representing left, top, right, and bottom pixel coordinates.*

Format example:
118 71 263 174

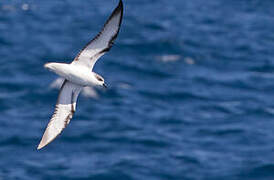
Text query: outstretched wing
37 80 82 150
72 0 123 70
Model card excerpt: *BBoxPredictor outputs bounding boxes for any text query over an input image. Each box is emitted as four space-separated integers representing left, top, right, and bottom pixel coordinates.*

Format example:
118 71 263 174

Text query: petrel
37 0 123 149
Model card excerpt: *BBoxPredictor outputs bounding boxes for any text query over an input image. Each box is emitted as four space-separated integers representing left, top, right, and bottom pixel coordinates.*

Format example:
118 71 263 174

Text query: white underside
44 63 98 87
50 78 99 98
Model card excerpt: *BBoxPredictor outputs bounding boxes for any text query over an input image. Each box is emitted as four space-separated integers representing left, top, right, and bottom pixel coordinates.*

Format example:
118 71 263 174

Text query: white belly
44 63 97 87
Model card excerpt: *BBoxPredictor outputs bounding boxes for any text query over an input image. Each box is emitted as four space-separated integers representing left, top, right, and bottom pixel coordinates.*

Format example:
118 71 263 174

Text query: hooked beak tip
103 83 107 89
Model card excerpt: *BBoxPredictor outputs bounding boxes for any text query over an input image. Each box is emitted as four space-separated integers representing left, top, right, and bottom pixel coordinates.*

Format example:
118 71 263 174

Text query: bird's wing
72 0 123 70
37 80 82 150
50 78 65 89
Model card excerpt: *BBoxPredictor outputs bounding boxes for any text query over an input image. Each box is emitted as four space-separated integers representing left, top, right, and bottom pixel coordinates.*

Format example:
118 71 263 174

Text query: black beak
103 83 107 89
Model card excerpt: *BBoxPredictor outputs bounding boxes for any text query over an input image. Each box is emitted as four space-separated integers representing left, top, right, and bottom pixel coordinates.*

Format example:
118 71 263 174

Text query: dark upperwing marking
74 0 123 61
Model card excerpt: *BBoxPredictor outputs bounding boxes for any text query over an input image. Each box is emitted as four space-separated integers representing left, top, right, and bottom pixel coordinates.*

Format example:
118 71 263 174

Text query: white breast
44 63 98 87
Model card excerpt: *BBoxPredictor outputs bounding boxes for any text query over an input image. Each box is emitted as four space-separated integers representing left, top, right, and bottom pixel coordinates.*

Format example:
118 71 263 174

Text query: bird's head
94 73 107 88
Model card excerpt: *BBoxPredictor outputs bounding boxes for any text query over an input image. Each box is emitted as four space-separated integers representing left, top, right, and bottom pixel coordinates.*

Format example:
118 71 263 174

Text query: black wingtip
114 0 123 18
73 0 124 61
100 0 123 31
116 0 124 28
119 0 123 7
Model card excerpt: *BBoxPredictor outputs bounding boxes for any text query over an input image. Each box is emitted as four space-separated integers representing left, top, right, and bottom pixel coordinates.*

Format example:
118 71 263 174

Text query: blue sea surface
0 0 274 179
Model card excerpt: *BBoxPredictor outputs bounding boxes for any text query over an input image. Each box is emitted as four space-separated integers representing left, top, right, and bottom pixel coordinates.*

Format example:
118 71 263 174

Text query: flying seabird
37 0 123 150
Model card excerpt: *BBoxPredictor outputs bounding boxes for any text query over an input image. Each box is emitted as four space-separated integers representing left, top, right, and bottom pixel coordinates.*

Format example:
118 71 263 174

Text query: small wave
197 128 245 137
239 164 274 180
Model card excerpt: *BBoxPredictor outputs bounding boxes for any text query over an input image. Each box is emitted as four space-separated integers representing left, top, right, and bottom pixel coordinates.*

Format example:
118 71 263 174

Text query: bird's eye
97 77 103 82
95 74 104 82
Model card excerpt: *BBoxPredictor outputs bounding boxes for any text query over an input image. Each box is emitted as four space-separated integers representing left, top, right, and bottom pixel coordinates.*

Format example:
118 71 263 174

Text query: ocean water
0 0 274 179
